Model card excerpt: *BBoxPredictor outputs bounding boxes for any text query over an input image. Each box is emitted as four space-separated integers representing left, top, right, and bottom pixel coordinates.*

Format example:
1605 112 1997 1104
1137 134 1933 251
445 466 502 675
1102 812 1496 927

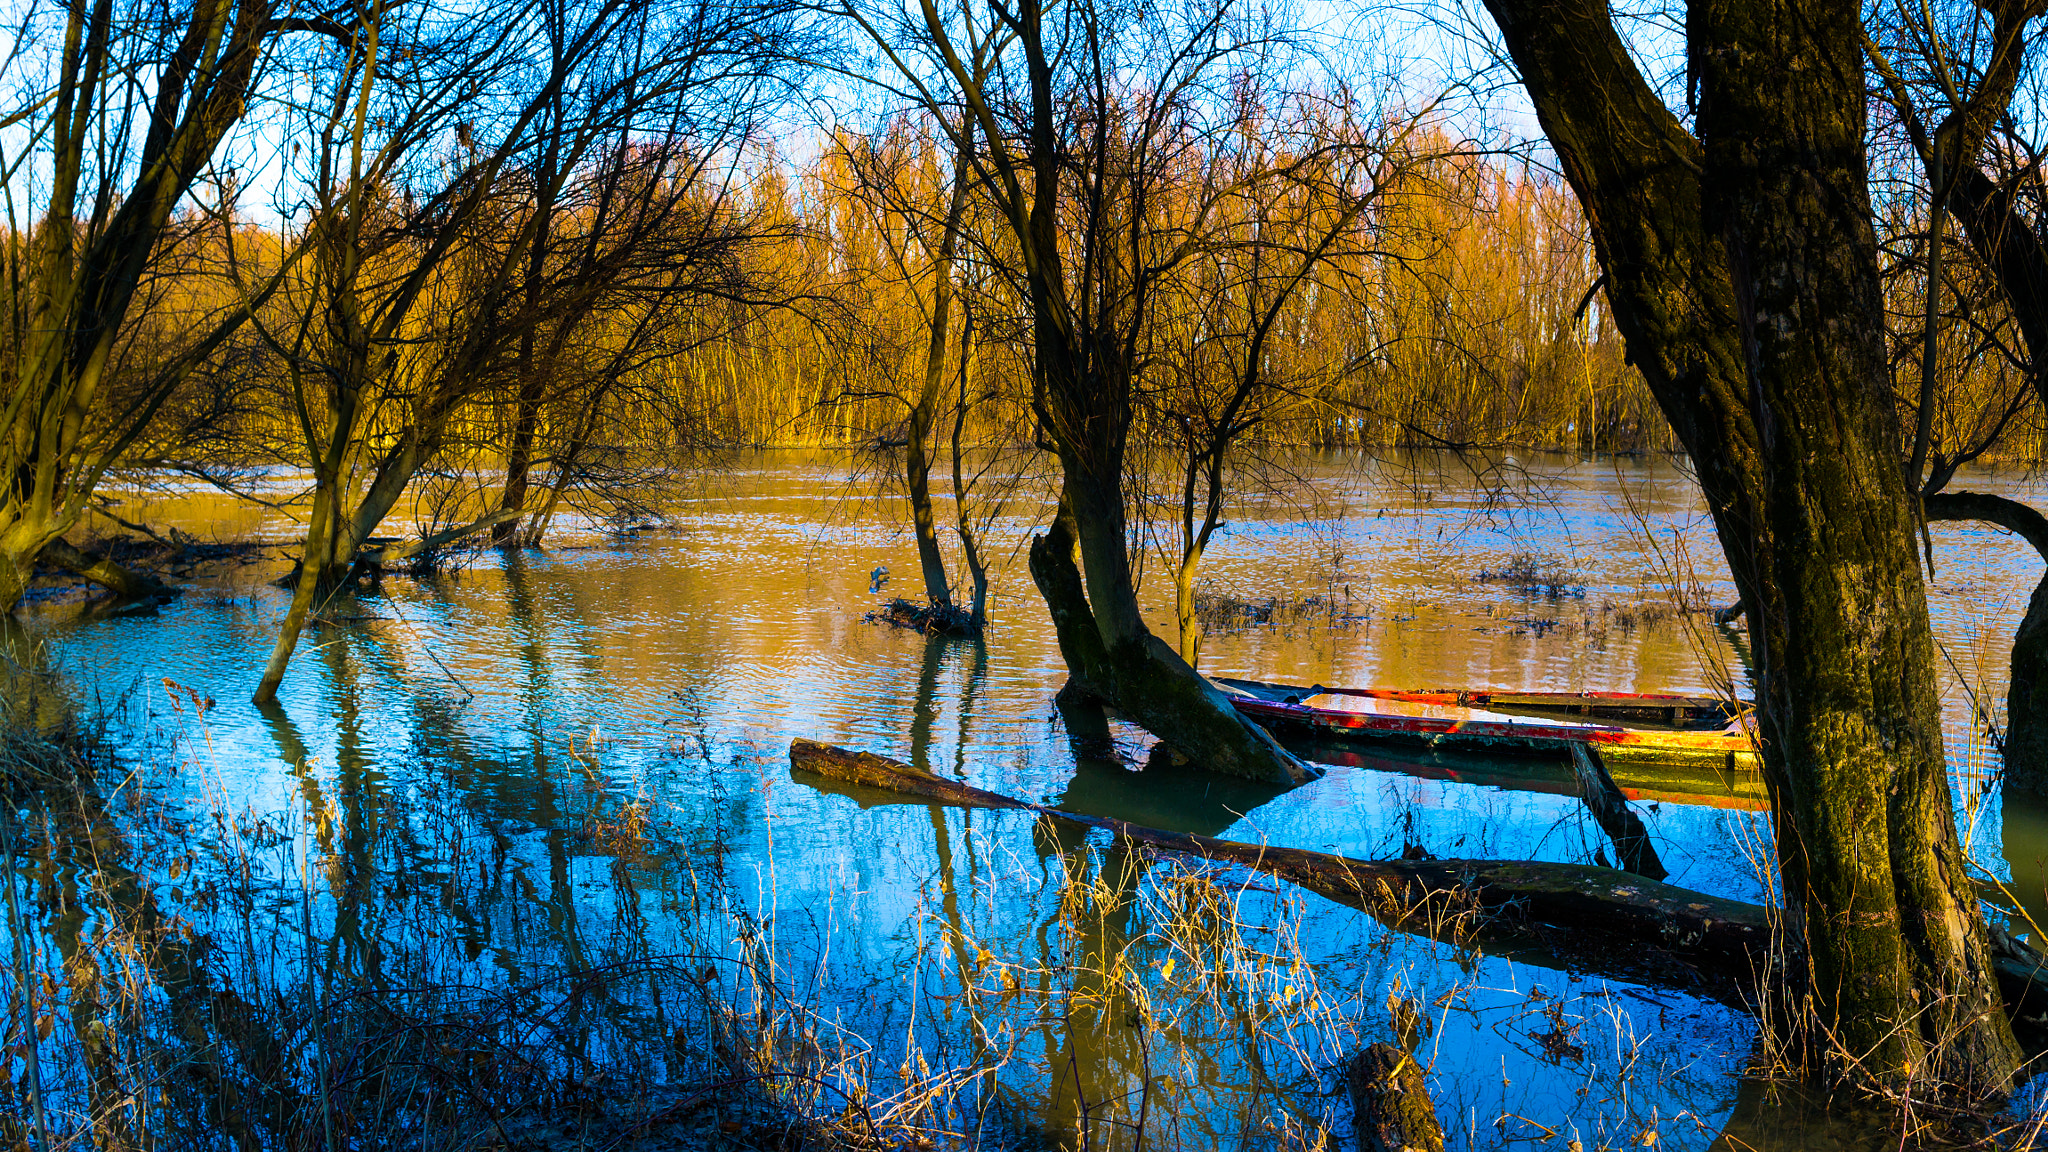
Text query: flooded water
15 450 2048 1148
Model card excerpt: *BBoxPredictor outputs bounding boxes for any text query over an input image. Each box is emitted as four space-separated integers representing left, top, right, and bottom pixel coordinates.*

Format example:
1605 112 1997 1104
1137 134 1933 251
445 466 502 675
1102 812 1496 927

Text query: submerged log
1349 1044 1443 1152
790 739 1768 997
790 741 1026 810
790 739 2048 1019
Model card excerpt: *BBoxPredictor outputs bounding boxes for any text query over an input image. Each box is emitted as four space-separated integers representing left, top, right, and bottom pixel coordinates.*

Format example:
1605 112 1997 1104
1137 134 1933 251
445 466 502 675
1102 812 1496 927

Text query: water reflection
17 451 2048 1146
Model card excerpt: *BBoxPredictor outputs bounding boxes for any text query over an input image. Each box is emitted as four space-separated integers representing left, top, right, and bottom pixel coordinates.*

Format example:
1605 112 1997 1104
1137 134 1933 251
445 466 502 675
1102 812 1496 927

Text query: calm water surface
30 450 2048 1148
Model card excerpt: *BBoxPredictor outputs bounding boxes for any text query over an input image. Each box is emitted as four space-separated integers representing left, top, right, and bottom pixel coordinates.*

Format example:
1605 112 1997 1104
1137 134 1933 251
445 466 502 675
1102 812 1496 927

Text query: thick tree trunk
1482 0 2022 1093
2007 583 2048 788
0 517 65 611
1029 499 1312 784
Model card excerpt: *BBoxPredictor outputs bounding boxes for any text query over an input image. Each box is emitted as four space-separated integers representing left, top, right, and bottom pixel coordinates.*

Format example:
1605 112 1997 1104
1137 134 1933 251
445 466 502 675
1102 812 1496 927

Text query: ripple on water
36 450 2048 1146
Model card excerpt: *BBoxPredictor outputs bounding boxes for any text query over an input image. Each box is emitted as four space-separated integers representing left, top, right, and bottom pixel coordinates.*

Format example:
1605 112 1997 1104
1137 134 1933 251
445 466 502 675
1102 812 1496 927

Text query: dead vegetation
1191 586 1369 637
862 596 983 636
1474 553 1585 599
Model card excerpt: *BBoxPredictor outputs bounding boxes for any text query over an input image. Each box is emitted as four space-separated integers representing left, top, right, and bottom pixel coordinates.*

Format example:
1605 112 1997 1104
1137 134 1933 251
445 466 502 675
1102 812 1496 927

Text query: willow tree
249 0 793 702
1479 0 2021 1094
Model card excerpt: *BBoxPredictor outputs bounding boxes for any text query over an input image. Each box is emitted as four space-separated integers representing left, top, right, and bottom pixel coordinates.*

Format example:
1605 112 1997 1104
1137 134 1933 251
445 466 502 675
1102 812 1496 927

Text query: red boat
1218 677 1762 783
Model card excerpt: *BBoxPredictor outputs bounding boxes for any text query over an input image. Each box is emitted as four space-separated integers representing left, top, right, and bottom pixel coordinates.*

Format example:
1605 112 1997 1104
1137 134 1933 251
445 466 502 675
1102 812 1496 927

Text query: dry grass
5 656 2042 1150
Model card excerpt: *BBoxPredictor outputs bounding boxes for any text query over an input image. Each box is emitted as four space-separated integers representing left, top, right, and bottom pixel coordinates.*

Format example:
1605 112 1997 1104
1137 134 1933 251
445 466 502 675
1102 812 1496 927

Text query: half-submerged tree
853 0 1345 782
1480 0 2023 1094
823 109 999 633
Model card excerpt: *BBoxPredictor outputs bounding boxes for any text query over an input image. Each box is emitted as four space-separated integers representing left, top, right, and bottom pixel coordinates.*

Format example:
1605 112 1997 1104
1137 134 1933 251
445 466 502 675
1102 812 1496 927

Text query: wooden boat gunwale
1215 676 1760 774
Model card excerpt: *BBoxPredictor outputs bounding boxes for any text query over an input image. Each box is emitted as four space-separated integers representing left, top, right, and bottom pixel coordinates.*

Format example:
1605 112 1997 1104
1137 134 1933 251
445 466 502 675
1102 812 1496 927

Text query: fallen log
788 739 2048 1018
790 742 1027 811
43 537 178 604
791 739 1768 998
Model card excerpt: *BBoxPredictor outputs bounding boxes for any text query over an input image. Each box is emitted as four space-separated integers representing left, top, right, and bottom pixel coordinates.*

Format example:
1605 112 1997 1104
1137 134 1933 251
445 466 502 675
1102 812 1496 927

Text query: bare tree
1477 0 2027 1095
248 0 797 702
0 0 349 608
848 0 1338 781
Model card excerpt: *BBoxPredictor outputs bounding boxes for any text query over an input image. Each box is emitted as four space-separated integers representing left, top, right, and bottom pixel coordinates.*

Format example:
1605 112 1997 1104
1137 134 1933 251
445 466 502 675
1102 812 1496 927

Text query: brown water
17 449 2048 1147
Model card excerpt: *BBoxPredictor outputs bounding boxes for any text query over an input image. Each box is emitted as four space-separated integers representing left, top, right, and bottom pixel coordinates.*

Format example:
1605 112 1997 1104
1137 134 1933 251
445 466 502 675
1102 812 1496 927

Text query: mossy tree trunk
1481 0 2022 1094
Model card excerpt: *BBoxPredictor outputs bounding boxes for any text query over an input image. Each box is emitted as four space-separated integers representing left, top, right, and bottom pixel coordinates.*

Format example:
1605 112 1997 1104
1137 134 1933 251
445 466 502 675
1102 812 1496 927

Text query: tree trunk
950 309 990 628
1481 0 2022 1093
0 514 73 611
1175 548 1202 667
2007 583 2048 790
253 485 344 705
905 138 975 612
1031 486 1310 782
494 379 544 546
492 141 562 548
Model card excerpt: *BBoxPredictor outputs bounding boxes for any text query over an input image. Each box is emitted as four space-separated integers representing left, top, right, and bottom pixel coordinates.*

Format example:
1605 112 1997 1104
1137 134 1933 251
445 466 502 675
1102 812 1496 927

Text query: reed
4 666 2019 1150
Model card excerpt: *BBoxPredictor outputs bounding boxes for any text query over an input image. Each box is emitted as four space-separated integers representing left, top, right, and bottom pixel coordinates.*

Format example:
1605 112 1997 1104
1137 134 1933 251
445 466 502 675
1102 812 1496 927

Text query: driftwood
789 739 2048 1017
1349 1044 1442 1152
1570 744 1666 879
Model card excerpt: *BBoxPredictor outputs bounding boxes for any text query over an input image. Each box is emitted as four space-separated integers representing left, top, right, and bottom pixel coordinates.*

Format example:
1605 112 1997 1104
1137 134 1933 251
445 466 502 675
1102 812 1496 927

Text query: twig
379 596 476 701
3 813 52 1152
